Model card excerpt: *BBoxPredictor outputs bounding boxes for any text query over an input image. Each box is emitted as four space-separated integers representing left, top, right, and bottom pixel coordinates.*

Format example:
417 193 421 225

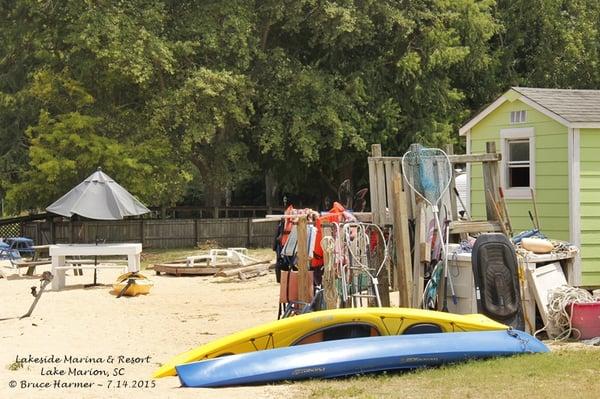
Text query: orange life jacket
280 205 295 247
310 202 346 269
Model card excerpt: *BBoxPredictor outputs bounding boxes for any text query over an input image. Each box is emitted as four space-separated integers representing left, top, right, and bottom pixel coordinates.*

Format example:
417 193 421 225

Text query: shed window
507 139 530 187
510 110 527 124
500 128 535 199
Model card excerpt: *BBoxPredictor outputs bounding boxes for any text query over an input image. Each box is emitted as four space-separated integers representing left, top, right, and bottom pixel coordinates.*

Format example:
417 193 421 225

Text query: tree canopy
1 0 599 214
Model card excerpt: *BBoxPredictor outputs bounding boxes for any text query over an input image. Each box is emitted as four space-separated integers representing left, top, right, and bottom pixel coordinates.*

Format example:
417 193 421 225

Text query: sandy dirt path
0 261 303 398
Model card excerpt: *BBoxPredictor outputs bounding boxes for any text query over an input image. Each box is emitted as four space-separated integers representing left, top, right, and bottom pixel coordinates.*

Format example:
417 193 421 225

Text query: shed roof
511 87 600 123
459 87 600 135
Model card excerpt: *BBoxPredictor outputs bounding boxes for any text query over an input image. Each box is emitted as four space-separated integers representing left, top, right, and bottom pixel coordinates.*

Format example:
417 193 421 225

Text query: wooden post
246 218 253 247
383 160 395 289
446 144 459 221
412 200 425 307
194 219 200 247
296 217 312 303
140 219 145 246
374 151 388 225
50 218 55 244
368 157 378 225
376 235 391 307
482 142 501 221
369 144 384 225
392 172 413 308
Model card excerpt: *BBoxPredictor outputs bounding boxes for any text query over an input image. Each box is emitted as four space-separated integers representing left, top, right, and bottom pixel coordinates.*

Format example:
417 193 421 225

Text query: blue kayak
176 329 548 387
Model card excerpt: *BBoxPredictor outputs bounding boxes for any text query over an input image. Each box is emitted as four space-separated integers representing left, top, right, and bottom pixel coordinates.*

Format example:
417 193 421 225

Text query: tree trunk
204 179 223 208
265 170 277 208
190 156 224 208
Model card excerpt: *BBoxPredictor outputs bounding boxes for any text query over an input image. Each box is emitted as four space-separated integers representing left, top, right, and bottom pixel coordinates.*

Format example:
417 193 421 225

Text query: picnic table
50 243 142 290
0 243 51 276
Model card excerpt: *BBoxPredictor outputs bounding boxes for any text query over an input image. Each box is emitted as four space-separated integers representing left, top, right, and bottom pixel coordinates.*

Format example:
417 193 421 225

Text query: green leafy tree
493 0 600 88
1 0 190 213
251 0 500 204
9 0 581 213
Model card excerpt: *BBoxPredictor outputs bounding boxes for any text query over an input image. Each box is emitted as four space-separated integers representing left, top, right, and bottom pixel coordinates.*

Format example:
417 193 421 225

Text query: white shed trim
568 127 582 285
570 122 600 128
459 95 507 136
459 89 586 136
466 129 471 214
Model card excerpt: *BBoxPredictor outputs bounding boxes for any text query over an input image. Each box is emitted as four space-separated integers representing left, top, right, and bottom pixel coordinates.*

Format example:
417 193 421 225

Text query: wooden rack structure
260 141 507 312
367 141 507 308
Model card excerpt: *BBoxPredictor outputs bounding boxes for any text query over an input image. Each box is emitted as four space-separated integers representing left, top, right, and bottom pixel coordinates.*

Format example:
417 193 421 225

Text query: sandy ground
0 260 303 399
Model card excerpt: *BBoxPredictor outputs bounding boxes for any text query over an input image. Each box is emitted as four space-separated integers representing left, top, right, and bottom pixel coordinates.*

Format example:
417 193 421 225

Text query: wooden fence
21 218 278 249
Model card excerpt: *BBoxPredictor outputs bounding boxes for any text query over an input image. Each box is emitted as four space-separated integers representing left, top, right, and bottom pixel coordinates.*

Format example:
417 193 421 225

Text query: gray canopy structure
46 168 150 220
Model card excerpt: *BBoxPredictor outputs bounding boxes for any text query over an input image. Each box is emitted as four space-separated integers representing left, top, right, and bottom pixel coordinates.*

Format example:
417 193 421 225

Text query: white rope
341 222 388 278
321 236 338 309
333 222 349 303
534 285 595 340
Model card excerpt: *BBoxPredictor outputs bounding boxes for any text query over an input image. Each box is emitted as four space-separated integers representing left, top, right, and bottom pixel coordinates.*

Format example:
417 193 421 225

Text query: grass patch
303 349 600 399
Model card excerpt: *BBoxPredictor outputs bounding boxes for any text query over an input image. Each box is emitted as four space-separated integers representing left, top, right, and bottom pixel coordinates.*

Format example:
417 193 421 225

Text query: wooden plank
482 142 501 221
401 155 418 221
449 220 503 234
12 260 51 267
446 144 459 223
370 153 502 164
449 153 502 164
384 160 395 226
392 172 413 307
152 264 221 276
367 157 379 225
383 161 396 291
374 160 388 225
214 262 273 277
371 145 385 225
486 189 510 238
296 217 312 303
391 159 412 220
375 234 390 307
412 200 425 307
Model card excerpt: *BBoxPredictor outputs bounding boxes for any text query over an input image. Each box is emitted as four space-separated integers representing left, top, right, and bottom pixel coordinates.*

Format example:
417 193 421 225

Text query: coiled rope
534 285 595 340
321 235 338 309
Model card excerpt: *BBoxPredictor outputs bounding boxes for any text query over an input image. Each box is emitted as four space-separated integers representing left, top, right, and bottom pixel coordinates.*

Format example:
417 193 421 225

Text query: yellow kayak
112 272 153 297
153 307 507 378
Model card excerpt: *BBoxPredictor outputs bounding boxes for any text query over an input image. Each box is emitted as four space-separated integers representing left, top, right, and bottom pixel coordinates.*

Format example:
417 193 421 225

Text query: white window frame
510 110 527 124
500 127 535 199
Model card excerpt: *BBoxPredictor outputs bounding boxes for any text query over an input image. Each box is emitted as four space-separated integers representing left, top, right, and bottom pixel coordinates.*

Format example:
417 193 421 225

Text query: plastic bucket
569 302 600 339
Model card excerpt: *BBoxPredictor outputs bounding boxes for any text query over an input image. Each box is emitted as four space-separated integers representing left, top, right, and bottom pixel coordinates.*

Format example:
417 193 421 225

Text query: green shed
459 87 600 286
